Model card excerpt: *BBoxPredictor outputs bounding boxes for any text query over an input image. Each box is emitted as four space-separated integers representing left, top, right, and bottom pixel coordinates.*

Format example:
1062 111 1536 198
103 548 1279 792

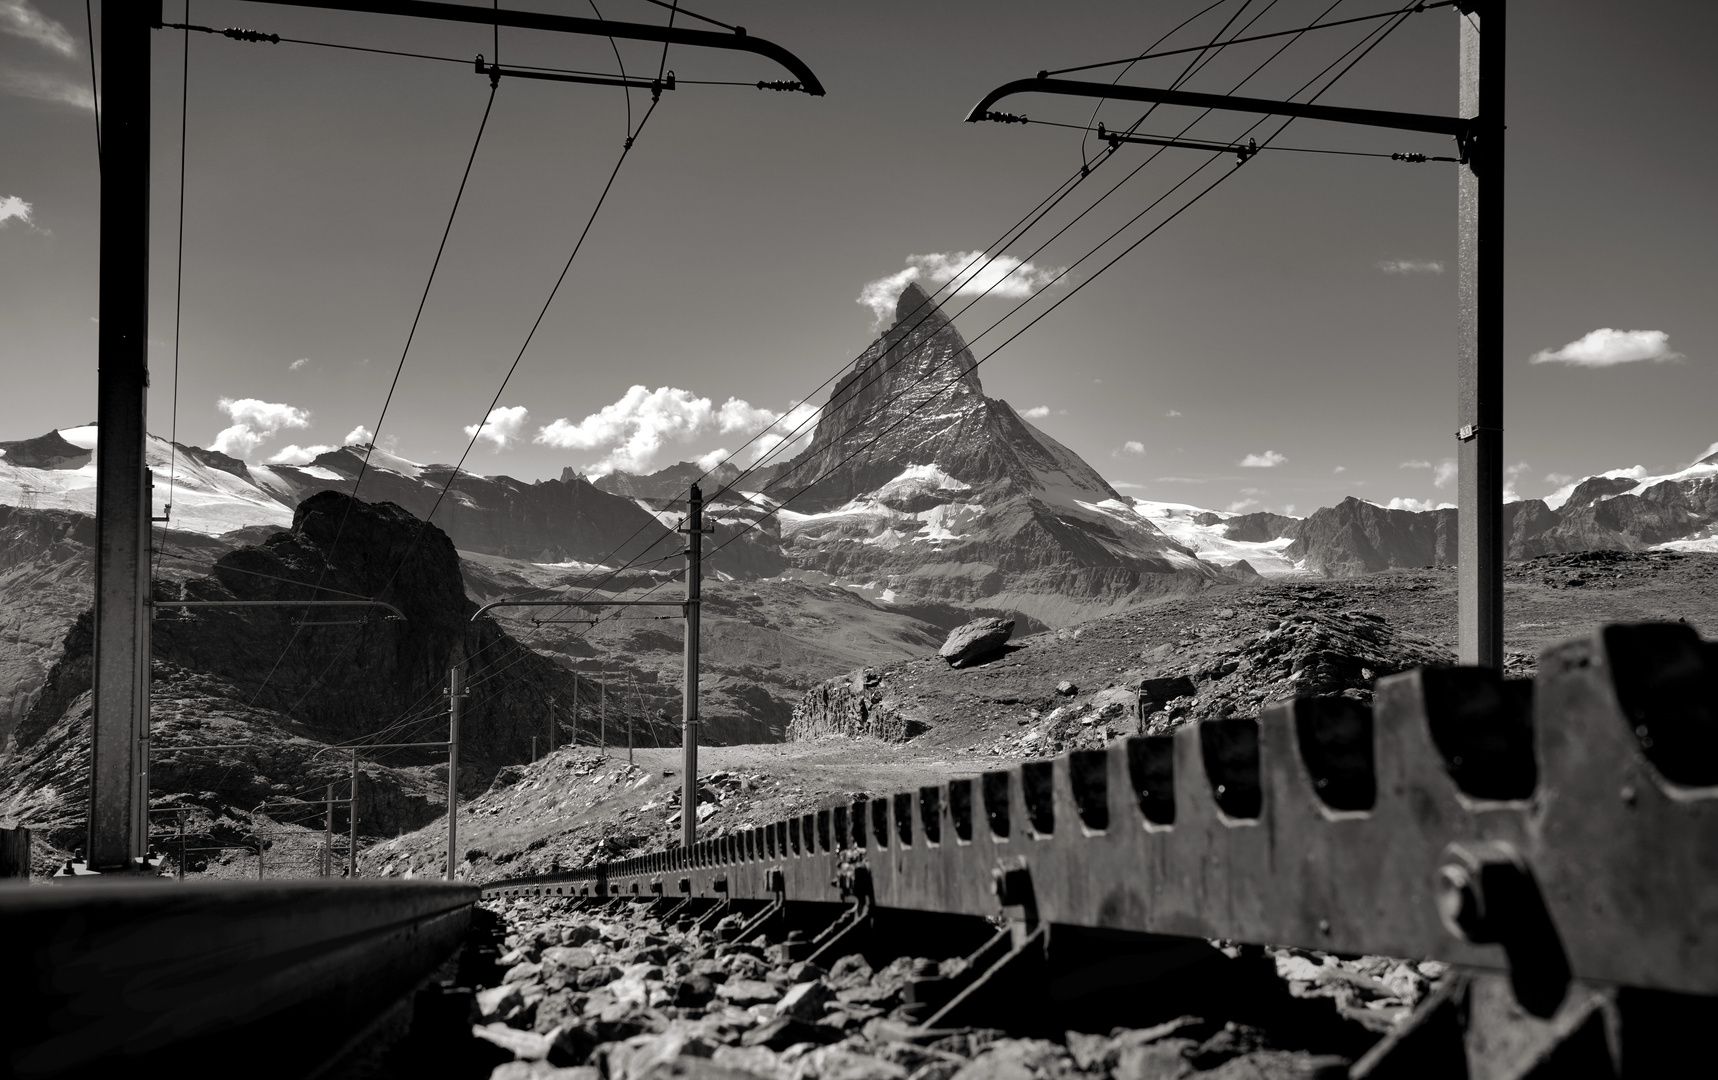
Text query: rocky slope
788 548 1718 759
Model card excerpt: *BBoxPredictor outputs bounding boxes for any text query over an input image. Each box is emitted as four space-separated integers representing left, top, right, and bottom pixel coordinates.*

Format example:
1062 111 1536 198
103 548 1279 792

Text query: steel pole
446 663 463 880
681 484 703 850
571 674 578 746
547 694 555 755
348 749 358 878
1456 1 1505 668
87 0 154 874
323 785 334 877
600 675 606 755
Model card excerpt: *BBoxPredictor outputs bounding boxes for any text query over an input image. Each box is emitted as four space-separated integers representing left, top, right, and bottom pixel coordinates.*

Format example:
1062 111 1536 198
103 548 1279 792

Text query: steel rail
243 0 824 95
481 622 1718 1002
0 880 476 1077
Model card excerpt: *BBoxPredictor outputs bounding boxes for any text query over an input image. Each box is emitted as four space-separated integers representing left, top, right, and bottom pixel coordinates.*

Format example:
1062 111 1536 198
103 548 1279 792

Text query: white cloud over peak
535 386 816 476
1 2 76 57
1433 460 1457 489
1227 498 1260 513
268 444 337 465
857 250 1062 327
1381 497 1452 512
1531 328 1683 367
345 424 374 445
1400 460 1431 470
0 194 35 228
1164 410 1182 418
289 357 310 371
1239 450 1285 468
1377 259 1444 275
1020 405 1050 420
465 405 529 451
1114 440 1145 457
1333 465 1347 474
210 397 311 458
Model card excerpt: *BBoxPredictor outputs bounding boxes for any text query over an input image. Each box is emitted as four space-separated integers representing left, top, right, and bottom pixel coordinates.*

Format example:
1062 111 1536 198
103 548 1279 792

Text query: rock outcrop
938 617 1014 667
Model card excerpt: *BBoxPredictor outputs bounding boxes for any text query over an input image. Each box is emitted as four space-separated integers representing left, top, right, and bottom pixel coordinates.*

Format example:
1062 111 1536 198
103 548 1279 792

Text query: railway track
6 621 1710 1077
477 622 1718 1076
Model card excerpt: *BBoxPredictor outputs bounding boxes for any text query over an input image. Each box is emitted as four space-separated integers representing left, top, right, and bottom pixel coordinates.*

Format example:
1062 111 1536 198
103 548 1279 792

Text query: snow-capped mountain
725 283 1220 627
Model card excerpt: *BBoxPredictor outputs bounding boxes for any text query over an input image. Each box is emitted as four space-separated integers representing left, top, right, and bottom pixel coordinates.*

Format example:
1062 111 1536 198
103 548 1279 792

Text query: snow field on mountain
1125 499 1307 576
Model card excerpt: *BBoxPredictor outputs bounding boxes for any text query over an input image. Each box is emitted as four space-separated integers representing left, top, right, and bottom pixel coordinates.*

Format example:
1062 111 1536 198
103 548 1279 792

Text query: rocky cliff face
0 492 604 848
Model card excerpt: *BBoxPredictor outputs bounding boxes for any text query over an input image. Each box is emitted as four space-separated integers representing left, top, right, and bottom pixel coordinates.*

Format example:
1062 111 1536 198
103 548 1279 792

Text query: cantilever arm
248 0 825 95
156 599 407 620
965 76 1469 137
471 598 689 622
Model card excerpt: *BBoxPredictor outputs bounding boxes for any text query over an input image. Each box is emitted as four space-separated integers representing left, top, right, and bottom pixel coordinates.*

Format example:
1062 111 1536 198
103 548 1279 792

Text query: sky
2 0 1714 518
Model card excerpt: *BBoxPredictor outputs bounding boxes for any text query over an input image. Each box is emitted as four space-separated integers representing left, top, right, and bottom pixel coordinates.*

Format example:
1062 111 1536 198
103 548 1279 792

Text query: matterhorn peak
894 281 939 326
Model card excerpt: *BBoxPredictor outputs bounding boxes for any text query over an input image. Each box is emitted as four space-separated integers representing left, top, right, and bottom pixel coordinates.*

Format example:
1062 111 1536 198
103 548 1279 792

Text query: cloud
1113 440 1146 457
1433 460 1457 489
1333 465 1347 474
1154 476 1204 484
1 1 75 55
1503 461 1533 503
746 400 821 466
289 357 310 371
1542 466 1649 510
0 193 35 229
1239 450 1285 468
535 385 812 476
0 68 93 110
1226 498 1260 513
1530 328 1683 367
1164 409 1182 418
1380 497 1452 512
267 444 336 465
345 424 374 445
209 397 311 458
465 405 529 451
857 250 1063 327
1399 460 1431 470
1377 259 1444 274
1020 405 1050 420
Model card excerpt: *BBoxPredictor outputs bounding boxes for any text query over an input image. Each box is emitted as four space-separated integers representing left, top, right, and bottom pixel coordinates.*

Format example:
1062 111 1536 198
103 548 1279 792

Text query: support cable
612 3 1428 614
241 84 498 710
408 0 1383 700
84 0 100 160
1048 0 1456 77
361 2 1420 726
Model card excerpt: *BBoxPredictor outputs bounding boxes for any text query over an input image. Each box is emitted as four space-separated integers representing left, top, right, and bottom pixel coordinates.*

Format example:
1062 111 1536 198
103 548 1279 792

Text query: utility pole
678 484 710 850
571 674 579 746
348 749 358 878
964 1 1504 666
1456 1 1505 668
87 1 154 874
323 785 334 877
600 675 606 755
445 663 464 881
547 694 555 756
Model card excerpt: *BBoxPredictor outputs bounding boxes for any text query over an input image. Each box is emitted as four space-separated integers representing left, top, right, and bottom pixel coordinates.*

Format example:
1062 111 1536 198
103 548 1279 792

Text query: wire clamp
983 110 1029 125
756 80 802 92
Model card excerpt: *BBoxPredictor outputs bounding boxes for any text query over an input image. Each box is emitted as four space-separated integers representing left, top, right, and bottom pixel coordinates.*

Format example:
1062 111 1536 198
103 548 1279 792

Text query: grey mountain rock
938 617 1015 668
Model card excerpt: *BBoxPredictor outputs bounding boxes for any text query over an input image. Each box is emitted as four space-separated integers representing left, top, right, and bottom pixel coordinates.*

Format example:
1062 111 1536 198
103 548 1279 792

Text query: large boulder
938 617 1014 668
